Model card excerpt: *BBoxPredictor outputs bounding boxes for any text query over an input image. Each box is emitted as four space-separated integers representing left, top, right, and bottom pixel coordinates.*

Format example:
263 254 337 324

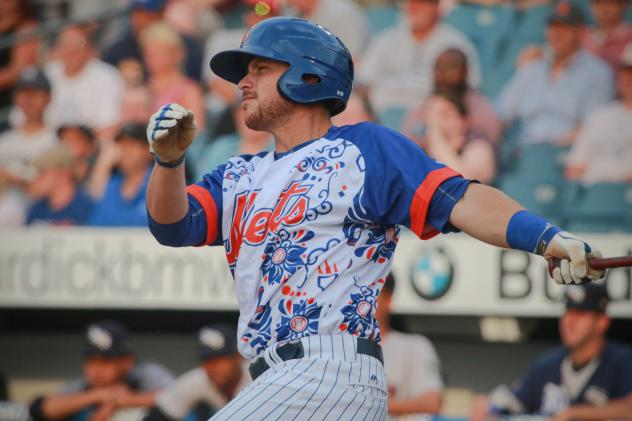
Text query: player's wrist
506 210 561 255
152 152 186 169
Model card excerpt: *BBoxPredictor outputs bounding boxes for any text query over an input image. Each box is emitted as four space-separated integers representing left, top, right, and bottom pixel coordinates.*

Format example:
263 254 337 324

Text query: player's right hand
147 103 197 162
544 231 606 284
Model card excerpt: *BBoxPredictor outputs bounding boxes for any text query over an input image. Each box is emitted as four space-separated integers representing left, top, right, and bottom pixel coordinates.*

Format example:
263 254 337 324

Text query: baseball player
484 284 632 419
145 17 605 420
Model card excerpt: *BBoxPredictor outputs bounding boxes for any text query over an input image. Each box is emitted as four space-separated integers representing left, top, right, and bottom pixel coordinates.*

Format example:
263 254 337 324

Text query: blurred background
0 0 631 419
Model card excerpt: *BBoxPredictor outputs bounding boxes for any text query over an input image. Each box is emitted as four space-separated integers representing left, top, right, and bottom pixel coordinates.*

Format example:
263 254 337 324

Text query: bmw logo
410 247 454 301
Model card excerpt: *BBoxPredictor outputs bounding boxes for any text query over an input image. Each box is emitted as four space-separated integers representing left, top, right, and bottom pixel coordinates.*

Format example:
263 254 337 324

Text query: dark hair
436 90 468 117
382 273 396 296
433 48 469 98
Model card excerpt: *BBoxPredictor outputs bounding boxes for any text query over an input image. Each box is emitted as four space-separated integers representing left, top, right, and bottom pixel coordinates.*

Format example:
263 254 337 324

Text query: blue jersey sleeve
148 164 224 247
343 122 470 238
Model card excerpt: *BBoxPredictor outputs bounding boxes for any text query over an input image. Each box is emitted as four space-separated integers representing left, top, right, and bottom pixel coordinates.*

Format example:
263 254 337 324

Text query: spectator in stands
102 0 204 81
423 93 496 183
29 320 174 421
45 25 124 141
120 85 154 127
57 124 97 185
88 123 153 226
480 284 632 418
145 324 247 421
358 0 480 115
583 0 632 71
26 145 93 225
0 67 56 225
375 273 444 417
202 0 280 131
140 22 206 131
497 3 614 146
191 105 274 181
565 43 632 184
0 67 56 179
287 0 369 57
403 48 502 145
0 0 40 113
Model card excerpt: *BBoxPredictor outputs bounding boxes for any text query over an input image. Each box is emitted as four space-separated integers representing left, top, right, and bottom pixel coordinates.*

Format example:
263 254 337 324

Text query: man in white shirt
287 0 370 57
45 25 124 141
0 67 57 225
358 0 480 114
565 42 632 184
375 274 444 419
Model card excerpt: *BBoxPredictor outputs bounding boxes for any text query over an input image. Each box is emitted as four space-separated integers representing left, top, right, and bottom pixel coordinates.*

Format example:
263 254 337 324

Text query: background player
475 283 632 419
145 324 247 421
145 17 605 420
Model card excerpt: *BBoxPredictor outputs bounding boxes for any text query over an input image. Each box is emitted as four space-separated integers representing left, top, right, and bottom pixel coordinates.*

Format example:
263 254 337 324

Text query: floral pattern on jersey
343 186 400 263
261 229 314 285
339 278 383 340
276 298 322 341
242 286 273 354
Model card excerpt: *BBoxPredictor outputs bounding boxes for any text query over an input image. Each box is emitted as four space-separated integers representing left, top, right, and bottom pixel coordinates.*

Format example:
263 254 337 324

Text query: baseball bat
548 256 632 273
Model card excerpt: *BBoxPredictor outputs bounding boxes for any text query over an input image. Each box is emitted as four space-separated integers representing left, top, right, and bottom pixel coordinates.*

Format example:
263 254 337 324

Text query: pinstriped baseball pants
210 334 387 420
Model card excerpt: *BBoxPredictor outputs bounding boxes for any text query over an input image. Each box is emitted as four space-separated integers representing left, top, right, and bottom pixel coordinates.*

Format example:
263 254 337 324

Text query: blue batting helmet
210 17 354 116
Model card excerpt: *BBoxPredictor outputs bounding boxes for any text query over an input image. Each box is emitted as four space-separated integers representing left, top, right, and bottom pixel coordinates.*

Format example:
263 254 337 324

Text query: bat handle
548 256 632 274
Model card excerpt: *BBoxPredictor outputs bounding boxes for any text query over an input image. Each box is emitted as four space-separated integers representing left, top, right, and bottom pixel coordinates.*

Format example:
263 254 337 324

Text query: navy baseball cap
564 284 609 313
57 124 95 144
15 67 51 92
131 0 166 11
197 324 238 360
83 320 134 358
548 2 585 26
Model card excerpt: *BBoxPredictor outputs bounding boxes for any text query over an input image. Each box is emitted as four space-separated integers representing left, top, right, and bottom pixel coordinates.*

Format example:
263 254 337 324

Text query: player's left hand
543 231 605 284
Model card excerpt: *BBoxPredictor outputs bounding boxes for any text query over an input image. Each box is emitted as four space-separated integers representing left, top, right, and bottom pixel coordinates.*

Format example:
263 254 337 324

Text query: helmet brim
210 47 290 85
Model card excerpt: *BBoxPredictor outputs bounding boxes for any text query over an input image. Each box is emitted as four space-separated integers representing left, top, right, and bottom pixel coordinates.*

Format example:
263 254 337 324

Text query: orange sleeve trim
186 184 218 245
409 167 461 239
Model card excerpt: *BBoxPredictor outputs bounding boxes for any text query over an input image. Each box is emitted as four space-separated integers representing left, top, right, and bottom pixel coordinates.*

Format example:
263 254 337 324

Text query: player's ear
596 313 610 333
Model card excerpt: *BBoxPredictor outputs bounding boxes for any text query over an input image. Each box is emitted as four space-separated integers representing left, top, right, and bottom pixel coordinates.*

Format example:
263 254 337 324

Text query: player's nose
238 73 253 91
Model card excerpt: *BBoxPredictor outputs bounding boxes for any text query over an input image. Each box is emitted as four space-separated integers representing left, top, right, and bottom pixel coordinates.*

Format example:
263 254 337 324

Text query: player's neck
570 336 605 366
272 106 332 153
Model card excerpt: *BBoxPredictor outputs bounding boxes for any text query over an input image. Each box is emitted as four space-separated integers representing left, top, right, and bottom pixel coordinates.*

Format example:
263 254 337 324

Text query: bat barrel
587 256 632 270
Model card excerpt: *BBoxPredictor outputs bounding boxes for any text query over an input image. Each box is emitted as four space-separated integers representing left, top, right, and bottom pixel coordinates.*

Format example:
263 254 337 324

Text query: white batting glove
146 103 197 162
543 231 605 284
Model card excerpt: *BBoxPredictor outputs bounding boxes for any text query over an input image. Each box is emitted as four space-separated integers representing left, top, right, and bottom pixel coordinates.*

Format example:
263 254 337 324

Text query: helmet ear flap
277 64 349 115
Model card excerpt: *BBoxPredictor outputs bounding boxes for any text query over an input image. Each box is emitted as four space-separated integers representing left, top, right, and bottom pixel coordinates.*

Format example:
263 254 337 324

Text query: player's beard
244 94 293 132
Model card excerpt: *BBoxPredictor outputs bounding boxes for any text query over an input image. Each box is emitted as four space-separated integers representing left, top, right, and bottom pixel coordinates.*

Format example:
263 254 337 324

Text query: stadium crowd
1 0 632 419
0 0 630 229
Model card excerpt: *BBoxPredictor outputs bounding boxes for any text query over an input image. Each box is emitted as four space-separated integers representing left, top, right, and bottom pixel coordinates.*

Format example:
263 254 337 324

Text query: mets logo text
226 181 312 266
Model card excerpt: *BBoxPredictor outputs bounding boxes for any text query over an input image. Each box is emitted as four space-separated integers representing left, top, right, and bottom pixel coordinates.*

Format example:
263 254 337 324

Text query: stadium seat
377 106 408 131
365 6 401 36
443 3 514 97
487 3 552 97
497 144 569 222
563 183 632 233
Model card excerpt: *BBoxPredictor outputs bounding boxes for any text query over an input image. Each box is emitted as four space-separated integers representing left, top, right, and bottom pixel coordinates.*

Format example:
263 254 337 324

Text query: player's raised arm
145 103 215 248
449 183 605 285
145 103 196 223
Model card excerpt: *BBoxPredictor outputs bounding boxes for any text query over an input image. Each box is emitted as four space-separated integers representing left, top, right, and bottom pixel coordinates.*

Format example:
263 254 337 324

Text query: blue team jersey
152 122 470 359
513 341 632 415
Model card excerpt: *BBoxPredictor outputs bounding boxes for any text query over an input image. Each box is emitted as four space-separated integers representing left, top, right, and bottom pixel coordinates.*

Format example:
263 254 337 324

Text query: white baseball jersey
182 122 467 360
